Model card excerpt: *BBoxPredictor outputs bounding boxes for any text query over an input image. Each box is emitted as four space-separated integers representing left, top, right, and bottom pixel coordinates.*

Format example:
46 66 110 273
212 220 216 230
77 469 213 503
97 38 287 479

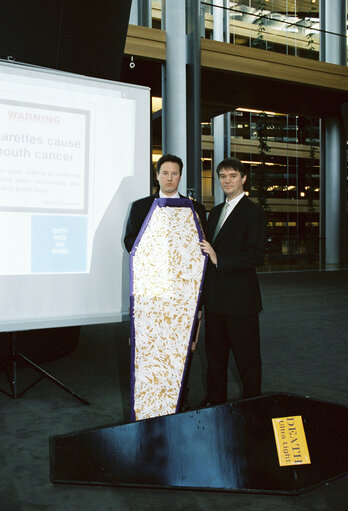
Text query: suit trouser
205 311 262 403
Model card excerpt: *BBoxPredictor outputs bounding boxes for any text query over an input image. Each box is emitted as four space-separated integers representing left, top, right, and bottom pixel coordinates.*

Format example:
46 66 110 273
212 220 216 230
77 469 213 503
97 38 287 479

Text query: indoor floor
0 270 347 511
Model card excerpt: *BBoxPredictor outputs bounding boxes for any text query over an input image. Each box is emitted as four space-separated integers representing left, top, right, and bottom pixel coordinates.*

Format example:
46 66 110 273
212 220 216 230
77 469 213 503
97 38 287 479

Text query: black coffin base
50 393 348 495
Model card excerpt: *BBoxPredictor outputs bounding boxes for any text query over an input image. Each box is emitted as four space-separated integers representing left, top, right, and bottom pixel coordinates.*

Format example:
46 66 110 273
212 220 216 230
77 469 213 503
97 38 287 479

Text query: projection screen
0 60 150 332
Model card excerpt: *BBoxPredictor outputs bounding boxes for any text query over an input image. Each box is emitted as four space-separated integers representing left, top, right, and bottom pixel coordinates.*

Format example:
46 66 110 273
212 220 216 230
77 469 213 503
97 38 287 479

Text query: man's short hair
216 157 246 178
157 154 183 175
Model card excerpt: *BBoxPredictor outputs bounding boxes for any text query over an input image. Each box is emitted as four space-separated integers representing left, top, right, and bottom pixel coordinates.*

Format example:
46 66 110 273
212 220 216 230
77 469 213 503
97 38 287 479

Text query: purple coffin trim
129 294 135 420
129 198 208 421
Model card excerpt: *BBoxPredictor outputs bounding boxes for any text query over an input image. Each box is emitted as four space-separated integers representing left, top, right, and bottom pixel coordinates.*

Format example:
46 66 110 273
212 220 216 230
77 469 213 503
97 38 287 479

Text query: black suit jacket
203 196 266 315
124 192 207 253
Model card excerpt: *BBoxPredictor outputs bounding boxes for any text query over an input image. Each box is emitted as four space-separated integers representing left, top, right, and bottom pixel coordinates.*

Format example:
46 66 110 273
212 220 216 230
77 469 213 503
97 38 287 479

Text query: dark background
0 0 132 81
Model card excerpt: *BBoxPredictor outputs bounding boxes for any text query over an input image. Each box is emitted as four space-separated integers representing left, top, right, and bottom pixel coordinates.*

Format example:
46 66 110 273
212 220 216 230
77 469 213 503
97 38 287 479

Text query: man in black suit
124 153 206 252
199 157 266 405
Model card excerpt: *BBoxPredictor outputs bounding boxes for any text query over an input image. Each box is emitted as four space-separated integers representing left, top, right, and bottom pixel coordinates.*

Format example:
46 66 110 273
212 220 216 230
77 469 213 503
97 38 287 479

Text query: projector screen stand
0 333 90 405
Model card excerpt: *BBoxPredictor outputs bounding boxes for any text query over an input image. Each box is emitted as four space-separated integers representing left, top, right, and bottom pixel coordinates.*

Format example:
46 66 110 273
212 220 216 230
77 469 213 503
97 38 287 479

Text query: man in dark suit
124 153 206 252
199 157 266 405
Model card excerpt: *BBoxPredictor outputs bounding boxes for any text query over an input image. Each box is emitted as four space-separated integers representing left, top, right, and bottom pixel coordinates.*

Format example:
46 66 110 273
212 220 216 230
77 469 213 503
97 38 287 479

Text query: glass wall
200 0 347 269
151 0 347 61
202 107 347 270
201 0 339 62
146 1 348 270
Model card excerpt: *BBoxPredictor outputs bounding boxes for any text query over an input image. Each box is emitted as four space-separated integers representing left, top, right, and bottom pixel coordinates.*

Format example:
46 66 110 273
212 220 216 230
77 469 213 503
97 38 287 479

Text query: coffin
50 393 348 494
129 198 207 420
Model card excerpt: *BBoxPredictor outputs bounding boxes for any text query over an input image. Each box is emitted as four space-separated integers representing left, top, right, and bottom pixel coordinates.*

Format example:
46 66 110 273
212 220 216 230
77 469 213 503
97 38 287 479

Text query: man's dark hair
156 154 183 175
216 157 246 178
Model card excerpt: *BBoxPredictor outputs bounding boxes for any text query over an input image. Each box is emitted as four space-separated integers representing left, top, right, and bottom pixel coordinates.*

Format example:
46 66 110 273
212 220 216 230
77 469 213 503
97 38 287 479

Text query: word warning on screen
0 101 89 213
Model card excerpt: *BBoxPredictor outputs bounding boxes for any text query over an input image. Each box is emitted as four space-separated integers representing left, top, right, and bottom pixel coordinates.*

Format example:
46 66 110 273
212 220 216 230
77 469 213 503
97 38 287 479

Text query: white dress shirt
159 191 180 199
220 191 245 228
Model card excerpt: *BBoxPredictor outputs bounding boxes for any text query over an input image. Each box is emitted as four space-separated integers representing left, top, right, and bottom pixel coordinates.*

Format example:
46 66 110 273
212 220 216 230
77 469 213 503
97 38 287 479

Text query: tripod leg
17 351 90 406
10 334 17 398
0 333 90 405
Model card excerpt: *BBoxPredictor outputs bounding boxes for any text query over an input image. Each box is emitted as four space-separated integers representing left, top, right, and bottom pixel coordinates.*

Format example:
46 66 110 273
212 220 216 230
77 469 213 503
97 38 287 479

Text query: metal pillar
213 116 225 205
187 0 202 201
320 0 347 267
213 0 229 205
324 119 347 265
130 0 152 27
129 0 138 25
161 0 187 193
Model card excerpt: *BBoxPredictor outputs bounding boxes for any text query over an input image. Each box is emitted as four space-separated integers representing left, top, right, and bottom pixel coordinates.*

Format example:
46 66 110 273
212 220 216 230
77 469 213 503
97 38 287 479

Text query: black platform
50 393 348 495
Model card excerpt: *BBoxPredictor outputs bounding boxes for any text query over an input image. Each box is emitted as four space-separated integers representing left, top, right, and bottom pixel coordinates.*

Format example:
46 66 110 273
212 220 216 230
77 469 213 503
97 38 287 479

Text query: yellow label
272 415 311 467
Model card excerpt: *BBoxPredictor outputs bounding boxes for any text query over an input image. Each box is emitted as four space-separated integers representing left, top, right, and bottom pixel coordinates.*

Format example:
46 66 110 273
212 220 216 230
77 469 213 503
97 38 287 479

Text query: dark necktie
212 202 229 242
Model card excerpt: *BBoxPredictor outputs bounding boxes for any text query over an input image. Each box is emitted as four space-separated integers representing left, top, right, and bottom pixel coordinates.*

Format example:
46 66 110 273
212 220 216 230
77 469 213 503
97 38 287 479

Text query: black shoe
179 399 191 412
197 398 214 409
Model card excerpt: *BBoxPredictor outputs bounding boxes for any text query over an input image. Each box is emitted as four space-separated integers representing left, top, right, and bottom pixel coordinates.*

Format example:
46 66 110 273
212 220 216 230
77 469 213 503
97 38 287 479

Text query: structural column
161 0 187 193
187 0 202 201
320 0 347 267
213 0 230 205
129 0 152 27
